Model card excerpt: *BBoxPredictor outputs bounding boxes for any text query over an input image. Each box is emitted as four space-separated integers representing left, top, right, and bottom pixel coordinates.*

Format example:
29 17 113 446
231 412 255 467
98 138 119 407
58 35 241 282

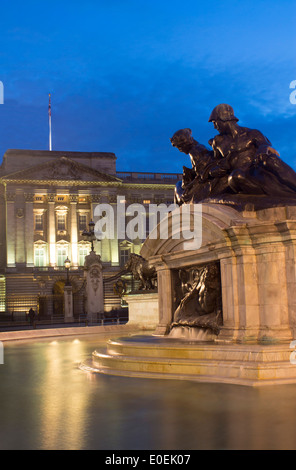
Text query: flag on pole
48 93 51 117
48 93 52 151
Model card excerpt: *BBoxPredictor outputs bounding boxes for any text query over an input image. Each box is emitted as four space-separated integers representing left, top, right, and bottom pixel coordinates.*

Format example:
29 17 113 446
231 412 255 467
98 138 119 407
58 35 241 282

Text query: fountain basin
81 335 296 387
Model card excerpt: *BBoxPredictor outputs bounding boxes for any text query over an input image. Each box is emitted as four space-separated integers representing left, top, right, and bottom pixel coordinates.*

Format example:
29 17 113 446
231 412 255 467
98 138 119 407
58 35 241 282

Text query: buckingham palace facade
0 149 181 318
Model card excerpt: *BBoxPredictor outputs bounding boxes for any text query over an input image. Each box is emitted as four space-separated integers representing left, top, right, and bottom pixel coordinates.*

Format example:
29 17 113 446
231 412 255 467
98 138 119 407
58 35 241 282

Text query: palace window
56 245 68 267
34 214 43 231
78 214 87 231
57 214 66 231
34 245 46 267
78 245 89 266
119 242 131 267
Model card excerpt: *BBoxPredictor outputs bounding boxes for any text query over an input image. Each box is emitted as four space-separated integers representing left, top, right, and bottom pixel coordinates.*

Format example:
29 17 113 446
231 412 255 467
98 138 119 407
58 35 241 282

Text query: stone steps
84 335 296 386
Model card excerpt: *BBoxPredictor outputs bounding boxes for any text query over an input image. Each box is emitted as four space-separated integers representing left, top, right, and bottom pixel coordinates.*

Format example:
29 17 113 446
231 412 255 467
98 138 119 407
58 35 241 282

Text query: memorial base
124 292 159 329
84 204 296 387
88 335 296 387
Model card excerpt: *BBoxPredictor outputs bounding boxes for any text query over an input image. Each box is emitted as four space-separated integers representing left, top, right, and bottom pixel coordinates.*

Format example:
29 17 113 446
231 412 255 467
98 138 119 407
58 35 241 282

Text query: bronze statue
107 253 157 291
171 263 222 335
170 128 231 205
171 104 296 210
123 254 157 291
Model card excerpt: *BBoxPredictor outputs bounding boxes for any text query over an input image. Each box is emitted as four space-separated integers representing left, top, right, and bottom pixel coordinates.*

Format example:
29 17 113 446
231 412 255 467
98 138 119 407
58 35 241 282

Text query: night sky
0 0 296 174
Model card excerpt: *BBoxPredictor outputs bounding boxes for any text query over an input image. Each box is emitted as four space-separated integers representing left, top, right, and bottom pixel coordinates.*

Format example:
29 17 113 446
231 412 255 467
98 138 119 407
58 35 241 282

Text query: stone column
90 194 102 255
24 193 35 267
282 221 296 338
219 222 293 343
16 207 25 264
218 226 261 343
6 191 16 267
47 193 56 267
84 251 104 322
154 266 174 335
70 194 78 267
64 285 74 322
0 187 6 270
109 196 119 266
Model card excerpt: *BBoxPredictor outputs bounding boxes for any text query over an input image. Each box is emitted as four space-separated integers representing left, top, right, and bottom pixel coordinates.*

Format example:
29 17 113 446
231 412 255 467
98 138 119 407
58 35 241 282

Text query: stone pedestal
124 292 159 329
89 204 296 386
84 251 104 322
64 285 74 323
142 204 296 345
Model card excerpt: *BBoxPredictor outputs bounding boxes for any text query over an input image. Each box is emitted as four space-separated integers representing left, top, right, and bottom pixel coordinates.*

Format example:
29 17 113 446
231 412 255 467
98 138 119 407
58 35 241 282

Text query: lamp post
63 257 73 322
82 220 104 323
82 219 96 252
64 257 71 286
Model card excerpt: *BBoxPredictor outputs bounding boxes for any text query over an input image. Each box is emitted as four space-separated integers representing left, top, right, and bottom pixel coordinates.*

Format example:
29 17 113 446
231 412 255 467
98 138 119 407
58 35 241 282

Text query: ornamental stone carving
24 193 35 203
45 158 81 180
6 192 16 202
84 250 104 321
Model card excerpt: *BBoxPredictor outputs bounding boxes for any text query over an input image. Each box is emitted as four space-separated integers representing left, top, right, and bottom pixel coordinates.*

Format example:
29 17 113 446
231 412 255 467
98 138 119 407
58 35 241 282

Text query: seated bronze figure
171 104 296 210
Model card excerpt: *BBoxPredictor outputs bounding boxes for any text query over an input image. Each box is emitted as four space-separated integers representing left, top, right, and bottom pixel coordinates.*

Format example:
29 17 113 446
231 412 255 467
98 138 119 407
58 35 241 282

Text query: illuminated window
78 246 89 265
119 243 131 267
0 276 5 312
78 214 87 231
57 214 66 231
34 246 46 267
57 246 68 266
143 199 151 204
34 214 43 231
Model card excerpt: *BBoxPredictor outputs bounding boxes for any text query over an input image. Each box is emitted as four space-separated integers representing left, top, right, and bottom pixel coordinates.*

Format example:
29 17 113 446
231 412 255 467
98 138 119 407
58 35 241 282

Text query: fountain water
168 326 216 341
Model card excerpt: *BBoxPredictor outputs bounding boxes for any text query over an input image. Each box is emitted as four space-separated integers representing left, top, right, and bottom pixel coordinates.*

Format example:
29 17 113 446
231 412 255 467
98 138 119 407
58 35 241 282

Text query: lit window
57 214 66 231
119 244 131 267
78 214 87 231
57 246 68 266
34 246 46 267
143 200 151 204
34 214 43 231
78 246 89 265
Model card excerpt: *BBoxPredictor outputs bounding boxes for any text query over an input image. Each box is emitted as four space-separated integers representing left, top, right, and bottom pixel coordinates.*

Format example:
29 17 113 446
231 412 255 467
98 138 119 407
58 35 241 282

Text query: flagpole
48 93 52 151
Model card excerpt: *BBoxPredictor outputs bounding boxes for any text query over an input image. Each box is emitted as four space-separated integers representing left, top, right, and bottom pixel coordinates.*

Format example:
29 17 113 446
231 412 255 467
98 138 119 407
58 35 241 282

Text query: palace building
0 149 181 318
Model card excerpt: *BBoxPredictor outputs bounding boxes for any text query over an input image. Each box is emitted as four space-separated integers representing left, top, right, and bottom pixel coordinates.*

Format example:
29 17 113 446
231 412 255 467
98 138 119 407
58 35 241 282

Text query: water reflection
40 339 89 449
1 336 296 449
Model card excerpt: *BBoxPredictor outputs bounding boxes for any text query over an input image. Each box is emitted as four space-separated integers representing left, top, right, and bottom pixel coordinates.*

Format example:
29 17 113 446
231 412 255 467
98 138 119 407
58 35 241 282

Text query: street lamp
82 219 96 252
64 257 71 286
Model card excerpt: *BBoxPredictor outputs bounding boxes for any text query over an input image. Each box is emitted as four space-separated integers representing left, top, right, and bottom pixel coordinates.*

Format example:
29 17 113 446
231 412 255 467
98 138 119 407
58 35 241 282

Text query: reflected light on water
40 339 90 449
2 335 296 450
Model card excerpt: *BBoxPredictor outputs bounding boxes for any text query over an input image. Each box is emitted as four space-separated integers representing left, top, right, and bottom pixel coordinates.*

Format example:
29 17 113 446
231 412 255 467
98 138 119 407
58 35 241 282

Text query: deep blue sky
0 0 296 173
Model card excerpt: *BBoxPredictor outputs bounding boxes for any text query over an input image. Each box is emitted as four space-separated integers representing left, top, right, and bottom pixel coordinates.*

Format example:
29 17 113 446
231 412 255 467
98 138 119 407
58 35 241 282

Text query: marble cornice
0 179 175 190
